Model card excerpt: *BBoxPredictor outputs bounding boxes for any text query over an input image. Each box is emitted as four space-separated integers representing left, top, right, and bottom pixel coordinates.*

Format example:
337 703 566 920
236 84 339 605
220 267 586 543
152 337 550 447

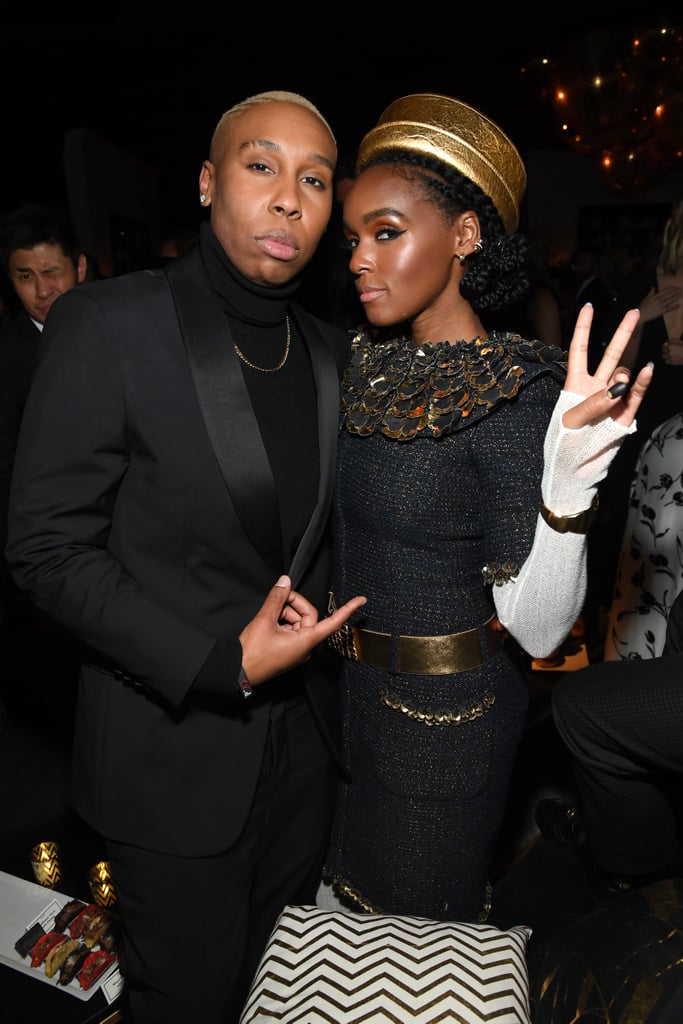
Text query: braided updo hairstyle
359 150 530 316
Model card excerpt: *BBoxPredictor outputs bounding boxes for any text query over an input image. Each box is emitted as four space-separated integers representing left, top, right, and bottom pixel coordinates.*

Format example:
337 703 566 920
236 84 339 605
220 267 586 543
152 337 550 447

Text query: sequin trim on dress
482 561 520 586
326 872 493 923
340 329 566 441
380 690 496 725
328 874 384 915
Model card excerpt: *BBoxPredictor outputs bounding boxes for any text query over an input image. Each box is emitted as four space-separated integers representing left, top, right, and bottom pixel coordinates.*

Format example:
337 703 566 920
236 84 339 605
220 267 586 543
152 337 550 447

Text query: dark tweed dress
323 328 567 922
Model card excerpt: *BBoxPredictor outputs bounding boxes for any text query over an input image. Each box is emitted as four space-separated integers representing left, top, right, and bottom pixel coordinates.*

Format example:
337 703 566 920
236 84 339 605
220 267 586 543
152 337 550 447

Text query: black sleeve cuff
192 638 243 699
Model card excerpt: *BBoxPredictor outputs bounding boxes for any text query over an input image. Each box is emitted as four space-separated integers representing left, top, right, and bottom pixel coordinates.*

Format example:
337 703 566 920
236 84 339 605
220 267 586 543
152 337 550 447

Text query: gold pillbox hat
357 93 526 233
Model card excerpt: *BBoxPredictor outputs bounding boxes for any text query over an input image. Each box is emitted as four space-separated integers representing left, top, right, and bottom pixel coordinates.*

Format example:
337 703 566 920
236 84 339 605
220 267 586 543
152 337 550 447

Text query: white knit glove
541 390 636 514
494 390 637 657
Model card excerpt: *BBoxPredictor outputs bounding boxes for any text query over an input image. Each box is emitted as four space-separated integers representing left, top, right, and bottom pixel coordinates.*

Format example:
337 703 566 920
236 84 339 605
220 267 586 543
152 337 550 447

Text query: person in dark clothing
587 199 683 641
542 587 683 898
0 203 86 585
610 199 683 443
318 92 653 925
5 91 365 1024
0 203 86 731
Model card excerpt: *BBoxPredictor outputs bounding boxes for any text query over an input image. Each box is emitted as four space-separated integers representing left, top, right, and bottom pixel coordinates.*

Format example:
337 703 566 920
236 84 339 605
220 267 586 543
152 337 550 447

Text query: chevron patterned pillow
239 904 532 1023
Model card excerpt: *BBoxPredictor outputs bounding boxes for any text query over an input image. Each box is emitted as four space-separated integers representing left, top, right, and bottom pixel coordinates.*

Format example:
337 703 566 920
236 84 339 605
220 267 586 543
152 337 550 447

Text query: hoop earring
473 239 484 252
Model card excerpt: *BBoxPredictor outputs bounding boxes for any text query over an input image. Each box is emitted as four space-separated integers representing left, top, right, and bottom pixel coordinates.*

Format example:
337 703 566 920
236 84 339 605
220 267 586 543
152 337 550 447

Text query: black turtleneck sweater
194 222 320 698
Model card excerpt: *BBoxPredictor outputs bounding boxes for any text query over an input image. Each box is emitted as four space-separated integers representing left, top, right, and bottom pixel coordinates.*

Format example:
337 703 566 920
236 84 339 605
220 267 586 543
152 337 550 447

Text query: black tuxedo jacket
7 249 350 855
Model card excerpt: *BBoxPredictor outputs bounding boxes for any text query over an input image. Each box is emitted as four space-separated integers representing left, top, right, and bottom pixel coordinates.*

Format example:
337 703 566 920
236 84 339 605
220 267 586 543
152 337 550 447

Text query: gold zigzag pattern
32 861 62 887
239 906 531 1024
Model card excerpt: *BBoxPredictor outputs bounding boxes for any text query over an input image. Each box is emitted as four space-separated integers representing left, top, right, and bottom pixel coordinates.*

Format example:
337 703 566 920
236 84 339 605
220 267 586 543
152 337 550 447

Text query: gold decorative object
88 859 117 908
29 841 63 888
356 93 527 233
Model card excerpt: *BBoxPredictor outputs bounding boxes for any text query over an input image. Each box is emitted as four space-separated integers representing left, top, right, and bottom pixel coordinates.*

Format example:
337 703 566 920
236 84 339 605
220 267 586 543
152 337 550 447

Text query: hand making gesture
240 576 366 686
562 304 653 430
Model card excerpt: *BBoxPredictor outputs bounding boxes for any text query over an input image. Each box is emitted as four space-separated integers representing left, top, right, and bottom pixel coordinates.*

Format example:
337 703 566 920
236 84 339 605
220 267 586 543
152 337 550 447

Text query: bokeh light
536 22 682 195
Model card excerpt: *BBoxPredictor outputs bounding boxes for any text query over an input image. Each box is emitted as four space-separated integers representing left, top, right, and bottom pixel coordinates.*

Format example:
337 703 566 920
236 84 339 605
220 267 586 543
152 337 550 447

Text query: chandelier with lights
526 23 682 196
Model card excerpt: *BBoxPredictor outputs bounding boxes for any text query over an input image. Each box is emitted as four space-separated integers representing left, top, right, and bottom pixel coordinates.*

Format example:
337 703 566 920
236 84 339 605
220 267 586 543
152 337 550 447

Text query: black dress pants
105 693 336 1024
552 593 683 878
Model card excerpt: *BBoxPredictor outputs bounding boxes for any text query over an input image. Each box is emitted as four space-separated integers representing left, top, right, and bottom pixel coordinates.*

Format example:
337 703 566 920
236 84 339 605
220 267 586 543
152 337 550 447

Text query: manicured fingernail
275 575 288 588
606 381 628 399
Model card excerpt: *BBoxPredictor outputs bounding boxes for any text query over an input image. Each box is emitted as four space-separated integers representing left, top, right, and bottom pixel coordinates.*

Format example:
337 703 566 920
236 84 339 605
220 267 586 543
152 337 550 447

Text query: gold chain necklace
233 316 291 373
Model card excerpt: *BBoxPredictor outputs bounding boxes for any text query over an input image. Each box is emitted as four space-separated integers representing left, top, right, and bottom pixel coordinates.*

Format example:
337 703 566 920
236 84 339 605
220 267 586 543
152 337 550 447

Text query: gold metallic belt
328 616 502 675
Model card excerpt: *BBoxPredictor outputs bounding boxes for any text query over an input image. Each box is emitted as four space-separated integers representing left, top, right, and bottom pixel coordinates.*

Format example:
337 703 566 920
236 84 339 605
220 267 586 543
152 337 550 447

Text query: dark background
1 8 679 235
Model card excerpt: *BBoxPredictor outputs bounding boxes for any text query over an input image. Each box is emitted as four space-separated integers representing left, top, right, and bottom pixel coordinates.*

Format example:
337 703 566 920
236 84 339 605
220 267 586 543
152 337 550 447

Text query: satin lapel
166 251 282 570
287 306 342 588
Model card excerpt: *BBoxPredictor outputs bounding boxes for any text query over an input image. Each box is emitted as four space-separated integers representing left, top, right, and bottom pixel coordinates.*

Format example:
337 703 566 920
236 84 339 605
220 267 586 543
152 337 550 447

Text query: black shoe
534 798 585 850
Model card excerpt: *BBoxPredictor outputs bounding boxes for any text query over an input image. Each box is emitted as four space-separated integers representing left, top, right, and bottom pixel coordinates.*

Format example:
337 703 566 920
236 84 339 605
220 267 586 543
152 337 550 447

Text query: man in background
0 203 85 730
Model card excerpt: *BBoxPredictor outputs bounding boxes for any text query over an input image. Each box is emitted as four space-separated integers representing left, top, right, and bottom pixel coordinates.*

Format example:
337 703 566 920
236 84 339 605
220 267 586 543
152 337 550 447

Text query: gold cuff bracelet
539 494 599 534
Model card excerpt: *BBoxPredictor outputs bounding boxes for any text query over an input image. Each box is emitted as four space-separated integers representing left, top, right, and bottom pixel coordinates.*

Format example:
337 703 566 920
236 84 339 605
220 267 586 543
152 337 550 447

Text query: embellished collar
340 328 567 440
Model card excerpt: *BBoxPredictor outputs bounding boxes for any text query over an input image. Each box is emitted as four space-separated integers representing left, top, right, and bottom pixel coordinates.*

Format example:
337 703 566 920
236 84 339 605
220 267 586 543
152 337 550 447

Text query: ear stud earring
199 194 206 204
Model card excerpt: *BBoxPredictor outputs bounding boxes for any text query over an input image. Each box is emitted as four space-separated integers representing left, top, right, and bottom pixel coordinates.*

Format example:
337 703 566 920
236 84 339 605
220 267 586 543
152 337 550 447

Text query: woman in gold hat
321 94 652 923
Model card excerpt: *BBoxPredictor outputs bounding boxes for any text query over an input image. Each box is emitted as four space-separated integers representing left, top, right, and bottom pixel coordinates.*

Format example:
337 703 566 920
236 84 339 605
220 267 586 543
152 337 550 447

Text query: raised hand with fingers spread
561 304 653 430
